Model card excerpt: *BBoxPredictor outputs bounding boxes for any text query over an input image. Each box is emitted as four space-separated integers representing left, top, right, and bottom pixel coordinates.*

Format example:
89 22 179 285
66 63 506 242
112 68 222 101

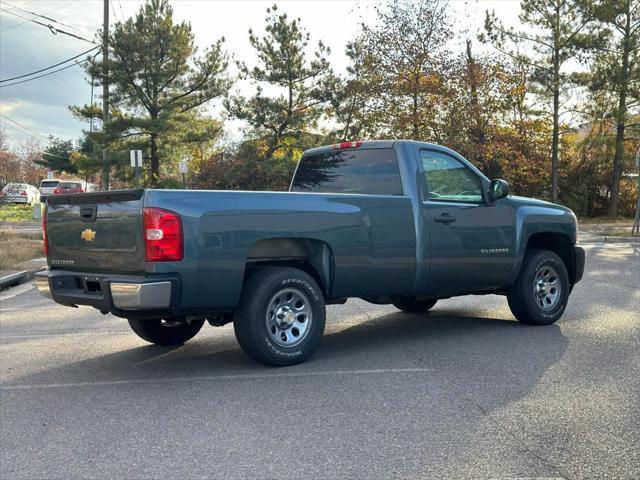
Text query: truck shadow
318 309 569 412
7 308 568 415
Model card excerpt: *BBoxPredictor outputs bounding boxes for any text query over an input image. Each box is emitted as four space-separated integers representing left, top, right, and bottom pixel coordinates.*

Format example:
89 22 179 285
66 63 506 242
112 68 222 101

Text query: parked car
36 140 585 366
39 179 60 197
52 181 83 195
0 182 40 205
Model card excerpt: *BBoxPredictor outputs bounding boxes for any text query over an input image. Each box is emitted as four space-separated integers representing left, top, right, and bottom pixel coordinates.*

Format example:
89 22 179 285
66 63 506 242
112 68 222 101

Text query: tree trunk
466 40 488 174
412 88 419 139
550 5 561 203
551 50 560 203
607 5 632 218
150 134 159 187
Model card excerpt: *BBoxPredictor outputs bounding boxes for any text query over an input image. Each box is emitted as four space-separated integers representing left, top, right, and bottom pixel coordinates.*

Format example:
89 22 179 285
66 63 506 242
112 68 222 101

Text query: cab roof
302 140 452 157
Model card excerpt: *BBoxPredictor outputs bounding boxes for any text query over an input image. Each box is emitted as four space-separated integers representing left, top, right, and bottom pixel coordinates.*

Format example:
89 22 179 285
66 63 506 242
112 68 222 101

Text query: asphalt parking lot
1 243 638 479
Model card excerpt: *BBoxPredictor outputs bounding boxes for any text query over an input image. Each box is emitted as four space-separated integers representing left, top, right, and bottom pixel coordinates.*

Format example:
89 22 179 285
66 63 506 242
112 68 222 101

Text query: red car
52 181 84 195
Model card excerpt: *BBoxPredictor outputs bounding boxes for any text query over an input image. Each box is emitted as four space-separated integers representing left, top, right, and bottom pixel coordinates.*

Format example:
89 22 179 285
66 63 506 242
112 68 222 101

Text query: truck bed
45 188 417 311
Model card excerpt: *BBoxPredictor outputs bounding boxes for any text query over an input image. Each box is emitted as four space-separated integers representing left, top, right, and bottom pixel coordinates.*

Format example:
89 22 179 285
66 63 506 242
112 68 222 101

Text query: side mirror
489 179 509 201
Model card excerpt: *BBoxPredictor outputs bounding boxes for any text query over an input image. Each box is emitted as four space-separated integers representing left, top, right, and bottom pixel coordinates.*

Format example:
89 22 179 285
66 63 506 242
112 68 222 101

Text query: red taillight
42 210 48 257
333 141 363 150
20 190 27 196
53 187 61 194
143 207 183 262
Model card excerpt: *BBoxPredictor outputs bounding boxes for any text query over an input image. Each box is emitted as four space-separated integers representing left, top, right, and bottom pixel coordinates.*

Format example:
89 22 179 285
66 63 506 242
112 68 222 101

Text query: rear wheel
234 267 326 366
393 298 437 313
507 249 569 325
127 318 204 345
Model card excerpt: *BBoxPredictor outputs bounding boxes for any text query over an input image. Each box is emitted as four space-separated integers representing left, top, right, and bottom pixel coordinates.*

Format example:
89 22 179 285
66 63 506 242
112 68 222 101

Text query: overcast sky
0 0 520 148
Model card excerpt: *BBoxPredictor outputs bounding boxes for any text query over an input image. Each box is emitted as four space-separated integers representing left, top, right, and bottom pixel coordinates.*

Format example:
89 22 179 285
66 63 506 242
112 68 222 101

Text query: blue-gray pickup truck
36 140 585 365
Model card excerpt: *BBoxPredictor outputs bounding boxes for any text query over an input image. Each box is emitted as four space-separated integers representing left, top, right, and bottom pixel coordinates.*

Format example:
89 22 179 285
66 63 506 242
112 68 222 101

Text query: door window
420 150 483 203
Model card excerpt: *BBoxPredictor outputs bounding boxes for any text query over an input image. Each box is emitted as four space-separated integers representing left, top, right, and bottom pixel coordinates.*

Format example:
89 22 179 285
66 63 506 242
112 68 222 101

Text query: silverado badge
81 228 96 242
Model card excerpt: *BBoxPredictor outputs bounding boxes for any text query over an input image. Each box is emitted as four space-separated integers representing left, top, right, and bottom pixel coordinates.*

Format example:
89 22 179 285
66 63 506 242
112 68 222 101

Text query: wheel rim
533 265 561 311
265 288 313 348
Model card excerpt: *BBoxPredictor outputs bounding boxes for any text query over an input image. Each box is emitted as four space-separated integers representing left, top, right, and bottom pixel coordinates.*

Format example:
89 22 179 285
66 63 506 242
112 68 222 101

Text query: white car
39 179 60 197
0 183 40 205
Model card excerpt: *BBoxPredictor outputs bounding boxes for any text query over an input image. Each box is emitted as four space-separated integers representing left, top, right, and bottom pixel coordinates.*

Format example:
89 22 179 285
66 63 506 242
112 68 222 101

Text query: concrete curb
0 259 47 291
0 270 29 289
579 236 640 244
0 269 44 290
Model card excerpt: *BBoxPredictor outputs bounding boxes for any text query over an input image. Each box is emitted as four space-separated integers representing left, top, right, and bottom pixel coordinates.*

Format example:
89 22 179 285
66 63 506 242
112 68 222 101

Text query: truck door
418 148 514 294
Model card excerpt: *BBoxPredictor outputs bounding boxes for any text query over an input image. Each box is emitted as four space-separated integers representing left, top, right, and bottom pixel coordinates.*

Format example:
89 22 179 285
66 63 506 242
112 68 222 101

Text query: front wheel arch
517 232 576 284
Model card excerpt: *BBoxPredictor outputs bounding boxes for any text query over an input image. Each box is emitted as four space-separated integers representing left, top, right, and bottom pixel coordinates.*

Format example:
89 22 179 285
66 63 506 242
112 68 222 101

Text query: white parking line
0 330 132 339
0 367 434 391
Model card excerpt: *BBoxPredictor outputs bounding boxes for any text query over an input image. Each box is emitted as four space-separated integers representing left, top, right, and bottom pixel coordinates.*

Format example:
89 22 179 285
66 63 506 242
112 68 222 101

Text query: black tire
507 249 570 325
233 267 326 366
127 318 204 345
393 298 437 313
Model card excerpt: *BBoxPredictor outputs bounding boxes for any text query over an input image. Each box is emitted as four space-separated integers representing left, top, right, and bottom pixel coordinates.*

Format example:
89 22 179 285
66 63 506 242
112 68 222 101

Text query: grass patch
0 203 36 222
0 230 43 270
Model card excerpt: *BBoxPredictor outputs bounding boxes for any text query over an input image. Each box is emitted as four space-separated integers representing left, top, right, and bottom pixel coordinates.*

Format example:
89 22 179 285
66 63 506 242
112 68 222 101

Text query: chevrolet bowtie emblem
81 228 96 242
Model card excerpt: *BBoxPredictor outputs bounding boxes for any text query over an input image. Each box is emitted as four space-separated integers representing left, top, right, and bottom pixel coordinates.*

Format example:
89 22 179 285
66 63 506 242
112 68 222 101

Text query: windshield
2 184 26 191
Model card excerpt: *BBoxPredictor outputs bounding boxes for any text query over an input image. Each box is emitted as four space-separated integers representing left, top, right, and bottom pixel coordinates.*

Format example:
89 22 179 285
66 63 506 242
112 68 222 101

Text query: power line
0 114 73 161
0 59 87 88
0 0 81 32
110 0 118 22
0 0 75 33
118 1 125 22
0 45 100 83
0 7 95 44
0 113 49 140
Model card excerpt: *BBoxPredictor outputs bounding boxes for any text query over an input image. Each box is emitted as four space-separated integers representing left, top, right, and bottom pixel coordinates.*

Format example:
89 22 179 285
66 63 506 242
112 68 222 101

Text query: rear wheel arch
245 238 334 297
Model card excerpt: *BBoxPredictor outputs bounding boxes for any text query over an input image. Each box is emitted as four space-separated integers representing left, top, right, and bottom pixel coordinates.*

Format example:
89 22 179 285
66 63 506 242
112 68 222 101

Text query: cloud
0 100 22 114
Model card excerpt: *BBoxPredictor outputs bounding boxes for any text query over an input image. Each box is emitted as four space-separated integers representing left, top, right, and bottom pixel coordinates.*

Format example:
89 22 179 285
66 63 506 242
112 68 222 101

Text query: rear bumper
573 246 585 284
35 269 181 317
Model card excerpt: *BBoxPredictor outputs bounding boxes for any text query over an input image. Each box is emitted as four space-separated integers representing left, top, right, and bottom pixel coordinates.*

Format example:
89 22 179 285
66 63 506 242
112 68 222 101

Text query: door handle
434 213 456 224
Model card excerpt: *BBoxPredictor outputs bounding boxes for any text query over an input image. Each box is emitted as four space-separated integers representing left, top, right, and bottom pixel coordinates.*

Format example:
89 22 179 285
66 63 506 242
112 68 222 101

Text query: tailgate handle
80 205 97 223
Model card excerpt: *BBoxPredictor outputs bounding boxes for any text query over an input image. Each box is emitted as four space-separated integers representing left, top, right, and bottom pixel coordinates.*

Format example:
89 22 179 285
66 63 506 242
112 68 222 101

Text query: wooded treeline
1 0 638 218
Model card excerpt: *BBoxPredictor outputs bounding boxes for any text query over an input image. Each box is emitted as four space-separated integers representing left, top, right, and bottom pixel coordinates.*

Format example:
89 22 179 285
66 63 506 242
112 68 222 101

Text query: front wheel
127 318 204 345
507 249 570 325
234 267 326 366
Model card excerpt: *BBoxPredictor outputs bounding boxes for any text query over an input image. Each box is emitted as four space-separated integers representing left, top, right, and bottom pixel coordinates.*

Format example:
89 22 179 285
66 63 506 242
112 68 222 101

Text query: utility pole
101 0 110 191
633 147 640 236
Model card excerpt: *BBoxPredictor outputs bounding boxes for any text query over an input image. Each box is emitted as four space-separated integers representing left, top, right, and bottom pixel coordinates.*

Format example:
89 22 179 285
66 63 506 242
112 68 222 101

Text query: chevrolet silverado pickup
35 140 585 366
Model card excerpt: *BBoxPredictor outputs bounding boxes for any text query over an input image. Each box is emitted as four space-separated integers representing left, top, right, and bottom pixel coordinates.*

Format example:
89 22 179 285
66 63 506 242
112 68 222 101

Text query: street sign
47 171 54 179
130 150 143 167
178 160 188 174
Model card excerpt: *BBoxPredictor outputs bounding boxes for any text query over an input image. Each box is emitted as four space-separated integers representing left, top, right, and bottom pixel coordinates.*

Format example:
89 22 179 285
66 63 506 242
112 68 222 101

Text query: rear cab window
291 148 403 196
40 181 59 188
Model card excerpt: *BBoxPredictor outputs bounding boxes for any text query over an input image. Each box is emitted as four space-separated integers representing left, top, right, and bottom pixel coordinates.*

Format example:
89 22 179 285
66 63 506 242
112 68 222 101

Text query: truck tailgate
46 190 145 273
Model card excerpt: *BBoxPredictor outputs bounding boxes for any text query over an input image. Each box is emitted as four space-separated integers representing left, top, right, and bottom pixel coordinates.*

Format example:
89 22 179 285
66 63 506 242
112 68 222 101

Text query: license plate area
76 276 103 295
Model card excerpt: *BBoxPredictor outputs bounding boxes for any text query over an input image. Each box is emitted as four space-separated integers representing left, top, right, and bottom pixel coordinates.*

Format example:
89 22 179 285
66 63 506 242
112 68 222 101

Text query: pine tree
226 5 338 162
586 0 640 217
75 0 231 186
484 0 595 202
